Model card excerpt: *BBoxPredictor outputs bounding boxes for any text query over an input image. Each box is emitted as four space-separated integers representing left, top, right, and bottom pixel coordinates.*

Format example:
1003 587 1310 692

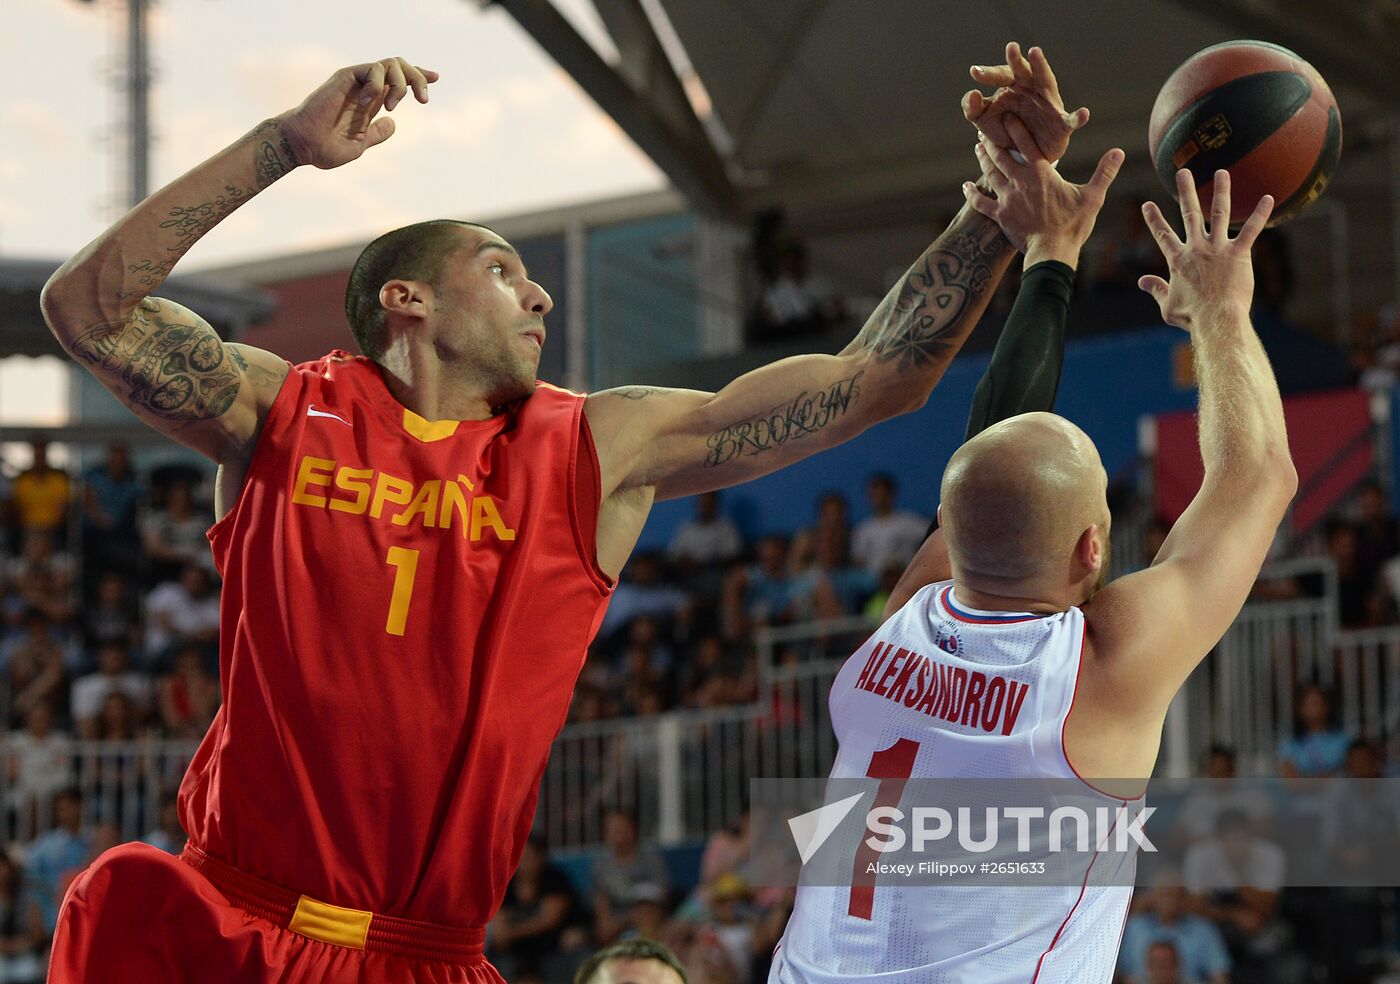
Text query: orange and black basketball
1148 40 1342 227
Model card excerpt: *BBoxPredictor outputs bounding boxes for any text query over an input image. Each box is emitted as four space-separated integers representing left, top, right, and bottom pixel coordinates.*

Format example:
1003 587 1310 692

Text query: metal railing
3 739 196 845
7 560 1400 851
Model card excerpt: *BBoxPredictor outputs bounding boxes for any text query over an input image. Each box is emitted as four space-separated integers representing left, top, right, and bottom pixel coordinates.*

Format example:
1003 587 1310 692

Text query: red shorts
49 843 505 983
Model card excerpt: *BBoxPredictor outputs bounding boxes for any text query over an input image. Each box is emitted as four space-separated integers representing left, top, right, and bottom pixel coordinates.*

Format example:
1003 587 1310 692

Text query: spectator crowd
0 422 1398 982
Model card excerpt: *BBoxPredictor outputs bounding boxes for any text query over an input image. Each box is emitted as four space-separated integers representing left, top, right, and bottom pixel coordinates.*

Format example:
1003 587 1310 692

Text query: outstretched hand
1139 170 1273 330
279 57 438 170
963 42 1089 164
963 116 1122 266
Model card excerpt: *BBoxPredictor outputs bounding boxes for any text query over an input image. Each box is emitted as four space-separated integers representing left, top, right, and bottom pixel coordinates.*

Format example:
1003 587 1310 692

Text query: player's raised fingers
962 89 987 122
1175 169 1204 240
974 144 1009 196
970 63 1015 87
1064 106 1090 131
383 59 409 111
357 61 386 107
1027 46 1062 100
365 116 396 149
1003 115 1044 166
1007 42 1034 87
1234 194 1275 248
977 135 1019 180
963 181 1000 222
405 63 436 103
1142 201 1183 256
1209 170 1231 237
1084 148 1126 199
1138 274 1170 308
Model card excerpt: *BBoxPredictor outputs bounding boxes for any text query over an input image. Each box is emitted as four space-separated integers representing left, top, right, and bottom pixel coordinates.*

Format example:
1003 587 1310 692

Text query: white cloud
4 99 79 157
234 45 343 115
553 109 635 164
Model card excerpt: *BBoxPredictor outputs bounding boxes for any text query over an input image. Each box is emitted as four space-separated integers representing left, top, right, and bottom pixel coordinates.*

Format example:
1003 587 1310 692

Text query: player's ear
1076 524 1103 573
379 279 431 321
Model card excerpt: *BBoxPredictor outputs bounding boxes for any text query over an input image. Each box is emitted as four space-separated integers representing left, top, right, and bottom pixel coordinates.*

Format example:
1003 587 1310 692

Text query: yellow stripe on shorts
288 895 373 950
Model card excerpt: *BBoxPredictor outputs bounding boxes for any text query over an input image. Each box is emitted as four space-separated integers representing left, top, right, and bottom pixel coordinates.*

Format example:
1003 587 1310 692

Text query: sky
0 0 665 434
1 0 664 269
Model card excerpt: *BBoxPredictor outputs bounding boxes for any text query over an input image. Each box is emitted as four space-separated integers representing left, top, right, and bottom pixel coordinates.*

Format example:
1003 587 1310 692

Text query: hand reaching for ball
963 43 1089 163
1139 169 1273 331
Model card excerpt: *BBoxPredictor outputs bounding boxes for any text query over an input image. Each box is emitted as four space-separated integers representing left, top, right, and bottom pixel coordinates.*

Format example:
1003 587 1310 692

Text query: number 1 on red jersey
385 546 420 636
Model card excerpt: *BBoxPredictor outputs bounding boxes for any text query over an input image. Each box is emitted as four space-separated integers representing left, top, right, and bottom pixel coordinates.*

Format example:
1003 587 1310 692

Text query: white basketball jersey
770 581 1137 984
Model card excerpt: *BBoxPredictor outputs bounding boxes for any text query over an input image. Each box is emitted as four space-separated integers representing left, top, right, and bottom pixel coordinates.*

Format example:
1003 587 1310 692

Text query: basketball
1148 40 1342 227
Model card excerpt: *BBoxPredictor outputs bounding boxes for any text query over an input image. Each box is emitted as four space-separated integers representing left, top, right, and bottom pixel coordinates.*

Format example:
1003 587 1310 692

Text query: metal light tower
125 0 151 206
77 0 152 207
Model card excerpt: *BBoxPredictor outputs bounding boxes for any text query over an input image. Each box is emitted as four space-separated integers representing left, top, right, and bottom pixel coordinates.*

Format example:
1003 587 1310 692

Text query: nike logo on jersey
306 406 352 426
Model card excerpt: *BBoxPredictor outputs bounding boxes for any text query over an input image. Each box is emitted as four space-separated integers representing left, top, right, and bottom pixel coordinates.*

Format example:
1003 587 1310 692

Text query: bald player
770 153 1295 982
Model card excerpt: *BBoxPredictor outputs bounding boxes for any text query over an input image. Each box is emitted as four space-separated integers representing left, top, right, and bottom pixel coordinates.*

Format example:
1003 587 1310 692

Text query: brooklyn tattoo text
704 372 864 467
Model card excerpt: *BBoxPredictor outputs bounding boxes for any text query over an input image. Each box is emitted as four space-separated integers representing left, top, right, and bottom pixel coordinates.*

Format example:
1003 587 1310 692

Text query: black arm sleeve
923 260 1077 539
963 259 1075 441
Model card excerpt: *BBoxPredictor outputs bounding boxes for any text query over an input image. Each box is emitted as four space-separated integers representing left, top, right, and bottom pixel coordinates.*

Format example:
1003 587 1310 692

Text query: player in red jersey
39 49 1102 983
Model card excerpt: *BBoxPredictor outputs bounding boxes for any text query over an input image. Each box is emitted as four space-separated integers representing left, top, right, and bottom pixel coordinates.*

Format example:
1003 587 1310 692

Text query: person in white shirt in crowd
5 703 74 825
143 562 220 669
1183 809 1285 901
667 491 743 569
758 241 845 340
850 472 929 577
1183 810 1300 984
70 642 153 739
1171 745 1274 847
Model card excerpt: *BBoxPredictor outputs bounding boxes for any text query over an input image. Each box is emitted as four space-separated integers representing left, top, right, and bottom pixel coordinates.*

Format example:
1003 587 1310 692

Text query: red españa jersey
181 351 613 927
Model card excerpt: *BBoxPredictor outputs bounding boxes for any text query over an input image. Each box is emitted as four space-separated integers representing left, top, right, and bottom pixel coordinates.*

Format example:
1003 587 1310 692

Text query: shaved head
344 219 495 359
940 413 1109 600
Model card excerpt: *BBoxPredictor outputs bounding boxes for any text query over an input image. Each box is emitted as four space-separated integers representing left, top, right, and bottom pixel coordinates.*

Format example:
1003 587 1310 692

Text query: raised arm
39 57 435 465
585 198 1013 503
882 120 1123 619
586 42 1108 508
1086 170 1296 715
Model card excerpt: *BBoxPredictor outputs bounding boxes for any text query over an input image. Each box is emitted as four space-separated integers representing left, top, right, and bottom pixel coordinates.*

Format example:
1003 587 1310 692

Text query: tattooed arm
584 201 1015 505
39 57 435 464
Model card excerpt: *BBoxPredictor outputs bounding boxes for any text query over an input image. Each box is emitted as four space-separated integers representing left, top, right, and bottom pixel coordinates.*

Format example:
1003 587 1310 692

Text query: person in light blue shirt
790 526 876 619
23 789 93 933
733 536 798 630
1119 873 1231 984
80 444 144 583
1278 684 1352 777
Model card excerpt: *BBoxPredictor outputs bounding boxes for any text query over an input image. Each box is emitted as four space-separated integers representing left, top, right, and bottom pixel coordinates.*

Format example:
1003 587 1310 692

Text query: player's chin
506 366 538 400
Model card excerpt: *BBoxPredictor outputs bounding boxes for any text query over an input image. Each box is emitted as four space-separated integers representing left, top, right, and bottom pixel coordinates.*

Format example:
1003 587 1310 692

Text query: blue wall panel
633 324 1200 553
